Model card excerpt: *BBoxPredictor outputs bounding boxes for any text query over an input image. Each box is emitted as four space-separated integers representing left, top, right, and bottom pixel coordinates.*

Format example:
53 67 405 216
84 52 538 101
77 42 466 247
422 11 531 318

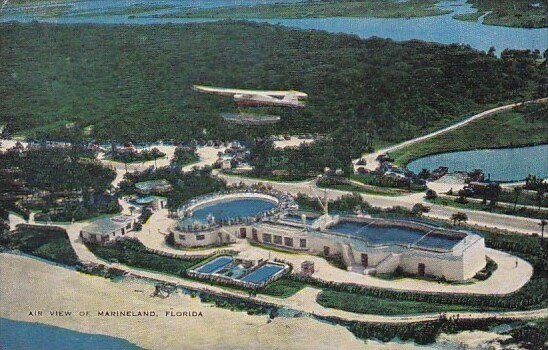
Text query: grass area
427 197 548 220
317 180 404 196
221 171 313 183
456 0 548 28
86 239 202 277
73 5 174 18
259 277 307 298
152 0 449 20
3 224 79 265
466 189 548 208
453 12 484 23
391 103 548 166
1 22 542 144
317 290 491 315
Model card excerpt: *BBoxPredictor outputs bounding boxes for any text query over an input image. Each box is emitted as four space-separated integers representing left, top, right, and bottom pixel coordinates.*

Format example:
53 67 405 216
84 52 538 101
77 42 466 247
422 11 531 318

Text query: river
1 0 546 53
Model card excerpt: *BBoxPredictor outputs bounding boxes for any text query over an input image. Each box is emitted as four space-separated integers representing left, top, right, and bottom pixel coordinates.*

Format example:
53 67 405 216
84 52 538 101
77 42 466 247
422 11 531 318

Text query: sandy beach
0 254 430 350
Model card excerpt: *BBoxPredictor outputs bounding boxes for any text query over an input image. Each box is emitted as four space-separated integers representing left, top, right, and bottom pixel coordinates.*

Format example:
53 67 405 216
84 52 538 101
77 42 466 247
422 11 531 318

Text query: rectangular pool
329 221 462 250
195 256 233 274
240 264 285 284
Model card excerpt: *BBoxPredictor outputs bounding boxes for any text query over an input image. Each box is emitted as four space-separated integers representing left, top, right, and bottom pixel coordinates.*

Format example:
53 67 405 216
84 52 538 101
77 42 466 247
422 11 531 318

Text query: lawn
317 290 491 315
4 224 79 265
428 197 548 220
86 239 202 277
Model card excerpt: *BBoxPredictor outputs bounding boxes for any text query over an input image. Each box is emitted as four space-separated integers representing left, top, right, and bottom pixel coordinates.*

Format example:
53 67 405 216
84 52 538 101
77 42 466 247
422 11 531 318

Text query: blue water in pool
407 144 548 182
329 222 461 249
191 198 276 223
196 256 233 274
0 318 141 350
240 264 284 284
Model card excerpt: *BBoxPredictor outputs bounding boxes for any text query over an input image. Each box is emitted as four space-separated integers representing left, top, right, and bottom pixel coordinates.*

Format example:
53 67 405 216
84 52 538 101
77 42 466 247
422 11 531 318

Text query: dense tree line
1 22 544 145
0 145 119 221
119 166 226 208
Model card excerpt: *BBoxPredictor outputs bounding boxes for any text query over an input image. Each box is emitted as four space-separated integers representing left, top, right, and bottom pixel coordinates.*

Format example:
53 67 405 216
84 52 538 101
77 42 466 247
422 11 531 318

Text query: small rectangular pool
240 264 285 284
195 256 233 274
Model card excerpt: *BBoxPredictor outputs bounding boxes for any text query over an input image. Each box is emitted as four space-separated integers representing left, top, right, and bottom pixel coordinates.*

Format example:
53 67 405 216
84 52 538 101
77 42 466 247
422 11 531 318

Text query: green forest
0 22 545 148
455 0 548 28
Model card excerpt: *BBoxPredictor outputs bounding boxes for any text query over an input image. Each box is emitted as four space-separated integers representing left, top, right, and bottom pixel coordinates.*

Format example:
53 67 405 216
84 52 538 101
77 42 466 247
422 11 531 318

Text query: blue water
329 221 461 249
407 144 548 182
0 318 141 350
191 198 276 222
1 0 546 53
196 256 233 273
240 264 284 284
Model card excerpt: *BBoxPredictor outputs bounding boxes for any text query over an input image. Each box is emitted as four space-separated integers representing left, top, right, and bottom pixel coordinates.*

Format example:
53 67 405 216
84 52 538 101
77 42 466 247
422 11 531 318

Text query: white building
80 217 133 243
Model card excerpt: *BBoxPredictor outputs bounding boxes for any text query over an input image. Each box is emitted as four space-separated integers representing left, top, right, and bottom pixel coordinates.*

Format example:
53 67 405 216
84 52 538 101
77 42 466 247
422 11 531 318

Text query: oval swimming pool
185 195 278 224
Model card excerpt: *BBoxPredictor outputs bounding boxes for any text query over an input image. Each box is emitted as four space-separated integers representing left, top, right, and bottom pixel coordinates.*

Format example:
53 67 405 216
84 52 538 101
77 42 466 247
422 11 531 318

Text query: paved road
357 97 548 171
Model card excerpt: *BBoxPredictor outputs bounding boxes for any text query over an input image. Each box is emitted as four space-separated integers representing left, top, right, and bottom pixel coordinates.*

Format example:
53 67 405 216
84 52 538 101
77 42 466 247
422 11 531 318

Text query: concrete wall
172 227 235 248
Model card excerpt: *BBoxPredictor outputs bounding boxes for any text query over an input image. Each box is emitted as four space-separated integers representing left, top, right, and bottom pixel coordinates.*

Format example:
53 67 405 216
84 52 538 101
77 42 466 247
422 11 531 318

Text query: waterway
1 0 546 53
407 144 548 182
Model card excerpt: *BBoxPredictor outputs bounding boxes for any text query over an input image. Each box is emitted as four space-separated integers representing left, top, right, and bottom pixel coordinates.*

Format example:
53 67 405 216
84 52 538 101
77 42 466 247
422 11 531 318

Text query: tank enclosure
188 255 288 288
170 191 294 248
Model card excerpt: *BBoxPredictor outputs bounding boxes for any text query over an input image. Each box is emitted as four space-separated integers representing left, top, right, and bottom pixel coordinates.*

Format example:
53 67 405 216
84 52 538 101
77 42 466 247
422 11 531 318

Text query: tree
412 203 430 216
425 189 437 200
512 187 523 211
539 220 547 244
451 212 468 226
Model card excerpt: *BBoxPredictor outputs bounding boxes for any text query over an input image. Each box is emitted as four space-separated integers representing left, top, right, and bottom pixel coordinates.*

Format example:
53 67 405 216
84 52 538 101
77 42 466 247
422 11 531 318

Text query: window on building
284 237 293 247
179 234 186 241
263 233 272 243
273 235 283 245
196 234 205 241
300 239 307 248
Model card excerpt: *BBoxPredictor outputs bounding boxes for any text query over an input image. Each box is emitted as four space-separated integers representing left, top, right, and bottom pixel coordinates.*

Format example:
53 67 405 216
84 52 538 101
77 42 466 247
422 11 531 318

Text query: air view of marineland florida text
1 0 547 349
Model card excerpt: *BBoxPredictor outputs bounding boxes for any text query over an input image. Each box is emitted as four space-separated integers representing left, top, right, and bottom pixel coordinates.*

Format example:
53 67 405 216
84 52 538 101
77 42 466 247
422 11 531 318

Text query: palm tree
539 219 547 244
513 187 523 211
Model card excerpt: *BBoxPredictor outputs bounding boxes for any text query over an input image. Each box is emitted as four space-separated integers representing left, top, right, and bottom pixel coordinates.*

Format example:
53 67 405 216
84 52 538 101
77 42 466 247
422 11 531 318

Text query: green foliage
119 167 226 208
392 103 548 166
258 277 307 298
1 22 542 144
456 0 548 28
317 290 490 315
346 317 516 345
86 238 202 276
5 224 79 265
501 319 548 349
249 139 355 179
154 0 449 20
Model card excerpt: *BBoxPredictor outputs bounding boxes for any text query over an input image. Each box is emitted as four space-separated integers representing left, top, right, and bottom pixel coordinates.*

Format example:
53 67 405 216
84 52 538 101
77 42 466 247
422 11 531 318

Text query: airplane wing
193 85 307 100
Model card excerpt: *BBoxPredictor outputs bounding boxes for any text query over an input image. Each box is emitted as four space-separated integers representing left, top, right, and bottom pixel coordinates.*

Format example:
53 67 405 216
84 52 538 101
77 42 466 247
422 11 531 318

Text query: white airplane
193 85 307 109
